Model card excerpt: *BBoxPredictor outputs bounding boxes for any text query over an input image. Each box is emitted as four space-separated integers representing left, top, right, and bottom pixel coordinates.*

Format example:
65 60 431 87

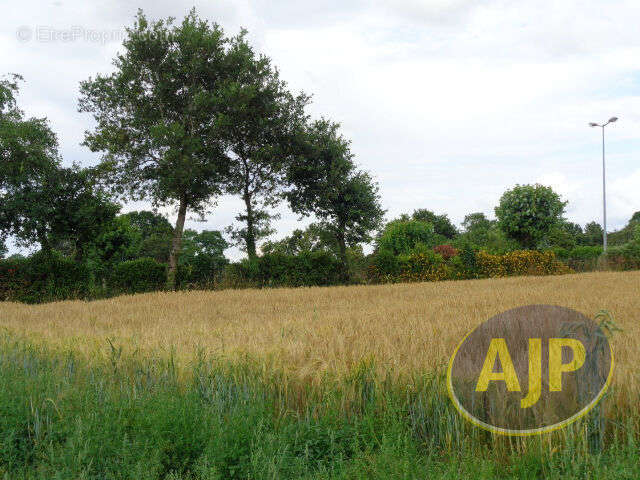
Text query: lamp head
608 116 618 123
589 122 599 127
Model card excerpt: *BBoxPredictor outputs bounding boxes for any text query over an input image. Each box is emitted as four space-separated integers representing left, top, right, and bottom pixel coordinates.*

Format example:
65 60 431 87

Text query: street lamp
589 116 618 253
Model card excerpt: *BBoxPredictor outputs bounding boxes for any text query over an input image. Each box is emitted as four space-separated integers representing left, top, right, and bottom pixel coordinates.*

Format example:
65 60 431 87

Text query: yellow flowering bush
477 250 571 277
368 248 571 284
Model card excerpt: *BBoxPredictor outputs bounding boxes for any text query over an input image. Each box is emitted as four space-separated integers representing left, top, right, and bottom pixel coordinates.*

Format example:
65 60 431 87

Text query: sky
2 0 640 259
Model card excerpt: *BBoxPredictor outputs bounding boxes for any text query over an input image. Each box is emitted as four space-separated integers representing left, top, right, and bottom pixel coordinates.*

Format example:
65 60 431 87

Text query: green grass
0 333 638 479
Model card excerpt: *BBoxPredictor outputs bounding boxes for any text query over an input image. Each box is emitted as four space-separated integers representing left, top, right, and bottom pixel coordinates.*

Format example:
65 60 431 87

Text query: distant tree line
1 10 639 302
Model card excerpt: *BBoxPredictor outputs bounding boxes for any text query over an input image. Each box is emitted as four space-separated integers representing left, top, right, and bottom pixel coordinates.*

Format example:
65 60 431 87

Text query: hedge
0 251 90 303
110 258 167 294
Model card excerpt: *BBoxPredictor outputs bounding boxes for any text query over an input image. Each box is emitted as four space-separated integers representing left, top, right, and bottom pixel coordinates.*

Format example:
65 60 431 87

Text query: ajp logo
447 305 613 435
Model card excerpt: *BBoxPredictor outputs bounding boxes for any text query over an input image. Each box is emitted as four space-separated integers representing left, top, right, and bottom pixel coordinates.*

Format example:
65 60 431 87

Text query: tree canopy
285 120 385 278
79 10 237 289
495 184 567 249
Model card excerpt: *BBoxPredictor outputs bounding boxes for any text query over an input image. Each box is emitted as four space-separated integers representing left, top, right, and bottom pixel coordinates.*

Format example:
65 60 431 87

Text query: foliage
495 184 567 249
2 335 640 478
227 251 342 288
397 251 451 282
79 10 238 289
121 211 174 262
475 250 570 277
0 251 89 303
376 219 442 256
177 230 229 287
0 77 118 257
410 209 458 239
111 258 167 294
221 31 310 258
226 209 279 256
583 221 604 246
433 244 458 260
608 211 640 246
285 120 385 278
261 223 339 256
368 247 569 283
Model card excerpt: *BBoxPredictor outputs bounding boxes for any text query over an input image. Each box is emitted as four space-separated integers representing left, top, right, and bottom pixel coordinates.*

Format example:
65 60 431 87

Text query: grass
0 270 639 478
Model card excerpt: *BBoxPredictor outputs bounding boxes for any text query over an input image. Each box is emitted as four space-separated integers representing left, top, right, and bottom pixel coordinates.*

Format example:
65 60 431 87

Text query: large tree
495 184 567 249
0 74 60 250
583 221 603 246
286 120 384 279
221 32 309 259
79 10 236 289
410 209 458 239
261 223 339 256
121 210 174 262
1 76 117 257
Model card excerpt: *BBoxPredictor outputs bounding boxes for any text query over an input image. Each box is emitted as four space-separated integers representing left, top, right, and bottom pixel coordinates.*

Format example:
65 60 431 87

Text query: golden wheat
0 271 638 388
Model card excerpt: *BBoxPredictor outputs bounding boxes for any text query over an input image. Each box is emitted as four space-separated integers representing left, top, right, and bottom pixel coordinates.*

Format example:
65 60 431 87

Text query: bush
398 251 450 282
376 220 444 256
223 252 343 288
0 251 90 303
177 254 228 289
111 258 167 294
476 250 570 277
433 244 458 260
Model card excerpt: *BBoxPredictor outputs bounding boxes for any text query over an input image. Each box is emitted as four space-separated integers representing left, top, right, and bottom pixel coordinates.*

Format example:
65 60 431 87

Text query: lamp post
589 116 618 253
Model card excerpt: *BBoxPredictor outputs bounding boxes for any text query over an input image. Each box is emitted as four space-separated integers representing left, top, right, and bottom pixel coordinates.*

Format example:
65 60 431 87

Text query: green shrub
398 251 449 282
223 252 342 288
177 254 228 289
111 258 166 294
569 246 603 260
0 251 89 303
376 220 444 256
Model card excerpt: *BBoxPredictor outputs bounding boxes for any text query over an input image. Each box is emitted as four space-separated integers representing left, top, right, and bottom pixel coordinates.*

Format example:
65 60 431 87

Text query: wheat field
0 271 638 388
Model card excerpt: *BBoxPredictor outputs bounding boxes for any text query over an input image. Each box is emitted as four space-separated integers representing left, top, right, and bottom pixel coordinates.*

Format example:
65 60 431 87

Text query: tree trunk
336 227 349 283
243 191 257 260
166 195 188 291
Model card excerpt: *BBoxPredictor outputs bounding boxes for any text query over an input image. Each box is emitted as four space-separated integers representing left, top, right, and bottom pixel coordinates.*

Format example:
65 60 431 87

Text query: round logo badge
447 305 614 435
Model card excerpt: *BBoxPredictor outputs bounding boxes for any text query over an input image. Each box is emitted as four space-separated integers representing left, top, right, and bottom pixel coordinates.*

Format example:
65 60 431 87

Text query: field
0 271 639 478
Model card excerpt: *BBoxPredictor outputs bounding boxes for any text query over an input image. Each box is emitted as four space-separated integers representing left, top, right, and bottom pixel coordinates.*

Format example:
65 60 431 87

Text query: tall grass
1 271 639 477
0 332 638 479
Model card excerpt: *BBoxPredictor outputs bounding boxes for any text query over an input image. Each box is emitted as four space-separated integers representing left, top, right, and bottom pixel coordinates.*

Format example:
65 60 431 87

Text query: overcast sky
3 0 640 259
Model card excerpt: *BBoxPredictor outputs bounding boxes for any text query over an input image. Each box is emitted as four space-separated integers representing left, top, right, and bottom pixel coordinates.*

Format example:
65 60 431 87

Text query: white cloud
2 0 639 259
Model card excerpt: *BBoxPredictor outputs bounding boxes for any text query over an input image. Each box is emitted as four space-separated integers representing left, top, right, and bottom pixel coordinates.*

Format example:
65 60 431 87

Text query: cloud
2 0 639 259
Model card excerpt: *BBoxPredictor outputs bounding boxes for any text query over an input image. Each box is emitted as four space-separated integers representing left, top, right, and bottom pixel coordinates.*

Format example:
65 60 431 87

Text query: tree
583 221 603 246
608 211 640 246
262 223 338 256
0 239 6 259
1 76 117 257
458 212 496 247
47 166 120 262
462 212 494 233
179 229 229 286
79 10 237 290
286 120 384 279
180 229 228 260
0 74 60 251
494 184 567 249
88 215 142 279
411 209 458 239
121 211 173 262
376 219 439 256
221 32 310 259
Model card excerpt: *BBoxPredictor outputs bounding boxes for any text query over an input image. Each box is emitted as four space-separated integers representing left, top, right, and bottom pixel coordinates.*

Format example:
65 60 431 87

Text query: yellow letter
549 338 586 392
520 338 542 408
476 338 521 392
